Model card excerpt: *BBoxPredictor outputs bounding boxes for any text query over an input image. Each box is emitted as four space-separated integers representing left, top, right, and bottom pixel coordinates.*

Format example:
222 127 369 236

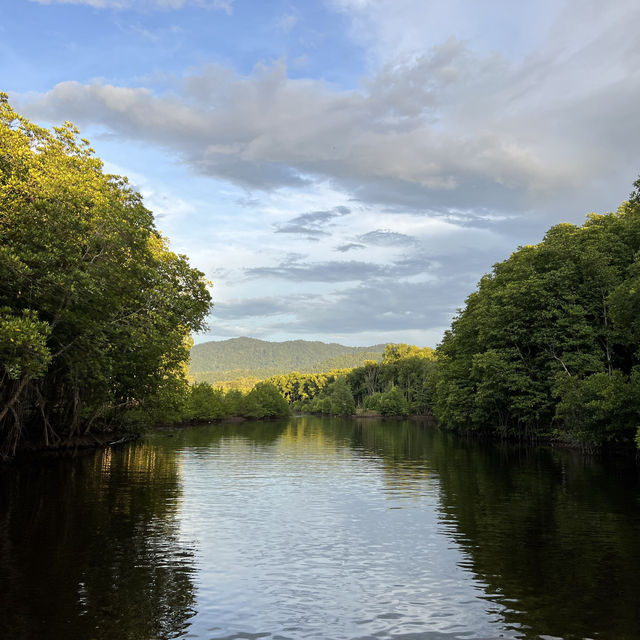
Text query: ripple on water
5 418 639 640
173 426 517 640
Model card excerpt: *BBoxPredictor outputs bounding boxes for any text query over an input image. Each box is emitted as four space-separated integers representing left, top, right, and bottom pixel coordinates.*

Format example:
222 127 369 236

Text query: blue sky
4 0 640 346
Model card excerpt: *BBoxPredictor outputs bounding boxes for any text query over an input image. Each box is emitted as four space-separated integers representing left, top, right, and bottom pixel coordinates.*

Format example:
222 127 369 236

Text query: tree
378 387 410 416
433 179 640 446
0 95 211 456
329 377 356 415
382 343 436 364
187 383 226 421
243 383 290 419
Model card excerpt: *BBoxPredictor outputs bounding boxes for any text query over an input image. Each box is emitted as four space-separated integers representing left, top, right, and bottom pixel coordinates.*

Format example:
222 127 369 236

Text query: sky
4 0 640 347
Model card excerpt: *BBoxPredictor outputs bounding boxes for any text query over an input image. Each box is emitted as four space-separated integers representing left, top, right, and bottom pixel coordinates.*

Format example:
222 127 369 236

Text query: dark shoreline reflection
340 419 640 640
0 442 197 640
429 435 640 639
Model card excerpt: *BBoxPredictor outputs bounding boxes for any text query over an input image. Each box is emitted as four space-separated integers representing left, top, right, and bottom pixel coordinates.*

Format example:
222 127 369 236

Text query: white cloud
19 0 640 223
19 24 637 220
328 0 558 64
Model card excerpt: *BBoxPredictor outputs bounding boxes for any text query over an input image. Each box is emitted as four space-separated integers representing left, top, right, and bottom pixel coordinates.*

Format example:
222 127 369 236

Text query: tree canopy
433 190 640 447
0 95 211 456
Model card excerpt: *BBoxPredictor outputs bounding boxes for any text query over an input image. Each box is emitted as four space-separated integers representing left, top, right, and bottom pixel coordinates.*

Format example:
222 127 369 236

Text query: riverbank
6 411 637 464
4 431 140 464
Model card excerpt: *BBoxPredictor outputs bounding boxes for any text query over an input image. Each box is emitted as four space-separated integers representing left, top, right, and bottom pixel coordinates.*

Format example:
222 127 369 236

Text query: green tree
382 343 437 364
243 382 290 419
329 377 356 415
433 180 640 446
187 383 226 421
378 387 410 416
0 96 211 456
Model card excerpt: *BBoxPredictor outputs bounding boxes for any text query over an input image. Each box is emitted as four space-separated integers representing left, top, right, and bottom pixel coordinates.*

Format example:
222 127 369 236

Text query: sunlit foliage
0 96 211 456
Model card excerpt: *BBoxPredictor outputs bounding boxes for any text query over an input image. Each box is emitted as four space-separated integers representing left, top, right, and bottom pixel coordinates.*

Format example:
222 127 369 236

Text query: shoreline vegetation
0 96 211 459
3 100 640 459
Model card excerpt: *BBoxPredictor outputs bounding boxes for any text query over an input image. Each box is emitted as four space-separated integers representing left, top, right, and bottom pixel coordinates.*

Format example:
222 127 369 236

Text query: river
1 416 639 639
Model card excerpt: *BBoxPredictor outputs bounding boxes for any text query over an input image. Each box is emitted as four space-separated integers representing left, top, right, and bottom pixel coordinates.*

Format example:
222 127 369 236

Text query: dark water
1 418 640 640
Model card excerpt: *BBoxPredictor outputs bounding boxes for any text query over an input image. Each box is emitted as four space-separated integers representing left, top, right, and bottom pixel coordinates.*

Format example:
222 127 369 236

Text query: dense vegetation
433 184 640 448
190 337 384 384
0 96 211 457
184 382 290 422
266 344 438 417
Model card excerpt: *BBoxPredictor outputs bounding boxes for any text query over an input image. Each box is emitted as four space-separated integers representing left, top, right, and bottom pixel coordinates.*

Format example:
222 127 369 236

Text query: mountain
190 337 386 383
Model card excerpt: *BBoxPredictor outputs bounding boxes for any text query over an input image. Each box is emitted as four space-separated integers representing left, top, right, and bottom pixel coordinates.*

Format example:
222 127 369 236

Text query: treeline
0 97 211 457
266 344 438 417
433 181 640 448
193 376 263 393
126 381 290 426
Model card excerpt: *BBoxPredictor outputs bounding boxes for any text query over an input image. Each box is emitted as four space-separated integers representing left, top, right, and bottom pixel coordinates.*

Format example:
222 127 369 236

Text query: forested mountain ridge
190 337 385 382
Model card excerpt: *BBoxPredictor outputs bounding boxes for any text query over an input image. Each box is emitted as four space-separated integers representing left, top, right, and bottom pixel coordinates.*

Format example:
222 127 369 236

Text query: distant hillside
190 337 385 384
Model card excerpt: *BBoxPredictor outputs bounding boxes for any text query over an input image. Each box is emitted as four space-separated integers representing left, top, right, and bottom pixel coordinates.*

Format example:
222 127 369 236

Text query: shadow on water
337 419 640 639
0 442 197 640
429 435 640 640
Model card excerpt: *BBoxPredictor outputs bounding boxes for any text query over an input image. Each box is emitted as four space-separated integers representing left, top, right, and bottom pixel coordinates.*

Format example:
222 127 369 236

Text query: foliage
267 344 437 417
348 347 438 415
187 382 227 421
266 369 351 406
0 308 52 380
192 376 261 393
329 377 356 415
0 96 211 456
243 382 291 419
382 343 437 363
433 186 640 447
378 387 410 416
177 382 290 422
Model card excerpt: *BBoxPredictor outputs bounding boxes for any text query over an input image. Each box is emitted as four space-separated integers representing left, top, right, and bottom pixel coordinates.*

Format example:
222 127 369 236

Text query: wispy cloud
249 277 466 335
214 296 308 320
335 242 365 252
275 206 351 237
357 229 417 246
246 254 432 282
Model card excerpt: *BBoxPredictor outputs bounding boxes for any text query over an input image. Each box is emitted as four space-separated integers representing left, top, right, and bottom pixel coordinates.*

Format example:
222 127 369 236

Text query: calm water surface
1 417 640 640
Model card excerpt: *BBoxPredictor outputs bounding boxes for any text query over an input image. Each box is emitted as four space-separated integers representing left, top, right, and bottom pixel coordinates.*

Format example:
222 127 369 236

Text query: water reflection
2 418 640 640
155 418 513 639
427 436 640 639
0 442 197 640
